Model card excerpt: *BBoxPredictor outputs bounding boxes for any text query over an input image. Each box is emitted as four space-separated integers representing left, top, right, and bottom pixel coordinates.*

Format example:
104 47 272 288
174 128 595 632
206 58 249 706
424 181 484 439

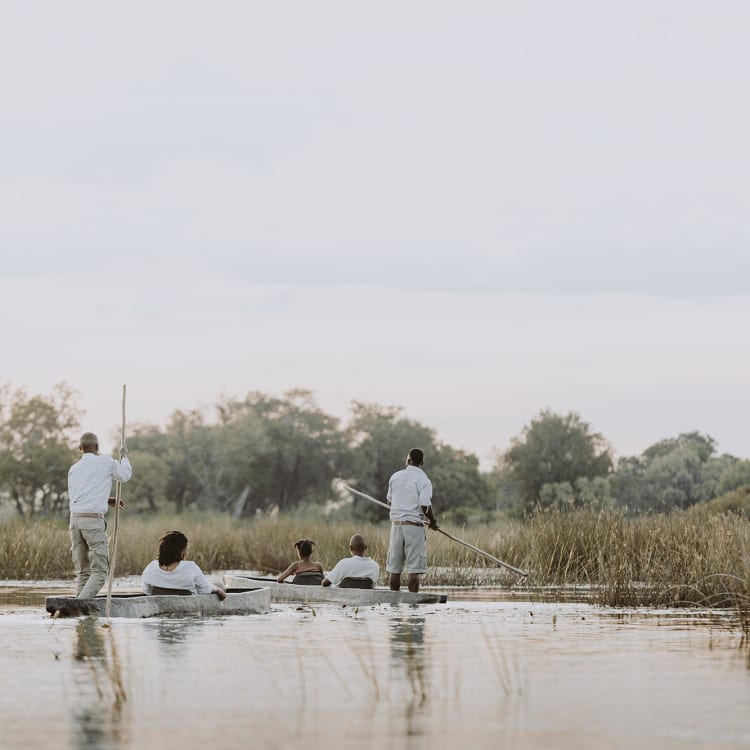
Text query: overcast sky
1 2 748 467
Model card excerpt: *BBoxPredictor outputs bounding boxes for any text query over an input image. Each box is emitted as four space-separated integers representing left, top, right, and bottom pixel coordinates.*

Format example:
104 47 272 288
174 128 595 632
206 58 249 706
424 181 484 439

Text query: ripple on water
0 588 748 750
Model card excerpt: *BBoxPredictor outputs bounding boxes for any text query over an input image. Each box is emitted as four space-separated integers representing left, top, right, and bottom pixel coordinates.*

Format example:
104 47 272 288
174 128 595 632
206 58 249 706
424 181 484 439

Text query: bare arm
422 505 439 530
277 562 298 582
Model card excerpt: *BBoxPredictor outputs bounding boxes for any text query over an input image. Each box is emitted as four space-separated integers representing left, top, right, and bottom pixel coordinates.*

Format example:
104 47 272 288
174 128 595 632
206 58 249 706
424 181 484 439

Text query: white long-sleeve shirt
141 560 214 595
68 453 132 515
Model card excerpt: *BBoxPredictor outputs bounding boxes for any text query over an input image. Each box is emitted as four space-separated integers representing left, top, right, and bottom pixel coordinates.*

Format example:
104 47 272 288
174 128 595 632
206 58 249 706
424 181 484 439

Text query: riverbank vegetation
2 508 747 617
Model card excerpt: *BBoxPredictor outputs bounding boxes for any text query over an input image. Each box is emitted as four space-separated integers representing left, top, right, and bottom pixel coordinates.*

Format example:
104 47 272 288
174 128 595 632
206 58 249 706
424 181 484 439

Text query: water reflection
388 613 428 743
0 587 69 608
1 592 748 750
142 617 203 653
74 619 107 662
71 618 128 750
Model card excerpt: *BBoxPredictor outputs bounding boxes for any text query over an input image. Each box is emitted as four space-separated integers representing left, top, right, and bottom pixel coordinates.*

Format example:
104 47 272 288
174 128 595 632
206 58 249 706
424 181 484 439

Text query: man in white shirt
322 534 379 588
68 432 132 599
386 448 439 593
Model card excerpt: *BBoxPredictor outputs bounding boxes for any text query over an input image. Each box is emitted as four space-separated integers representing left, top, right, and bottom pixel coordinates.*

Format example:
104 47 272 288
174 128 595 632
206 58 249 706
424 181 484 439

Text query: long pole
104 385 127 623
340 482 528 578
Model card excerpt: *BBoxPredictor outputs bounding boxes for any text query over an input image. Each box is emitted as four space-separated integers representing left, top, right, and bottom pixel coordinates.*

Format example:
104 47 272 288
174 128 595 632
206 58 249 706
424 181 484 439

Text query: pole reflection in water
388 613 428 742
71 618 129 750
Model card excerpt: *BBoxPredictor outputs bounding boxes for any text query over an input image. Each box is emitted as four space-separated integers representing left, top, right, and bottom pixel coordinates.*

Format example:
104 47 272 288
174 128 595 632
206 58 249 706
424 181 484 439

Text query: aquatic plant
1 509 748 615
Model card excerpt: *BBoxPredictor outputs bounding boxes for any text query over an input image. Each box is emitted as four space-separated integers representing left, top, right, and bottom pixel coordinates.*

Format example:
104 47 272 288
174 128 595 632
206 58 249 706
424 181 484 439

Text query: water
1 583 748 750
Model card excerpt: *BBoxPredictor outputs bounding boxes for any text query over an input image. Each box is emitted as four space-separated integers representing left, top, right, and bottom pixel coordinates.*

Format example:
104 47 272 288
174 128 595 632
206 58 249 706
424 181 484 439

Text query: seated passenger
322 534 379 588
142 530 226 600
277 539 325 584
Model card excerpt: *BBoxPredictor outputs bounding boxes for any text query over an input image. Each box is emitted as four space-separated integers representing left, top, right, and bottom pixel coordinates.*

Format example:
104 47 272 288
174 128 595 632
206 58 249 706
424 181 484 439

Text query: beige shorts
386 524 427 575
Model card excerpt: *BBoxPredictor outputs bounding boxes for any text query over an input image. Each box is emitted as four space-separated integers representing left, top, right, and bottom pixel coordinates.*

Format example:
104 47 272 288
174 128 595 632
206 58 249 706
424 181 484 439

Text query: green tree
430 443 489 510
344 402 488 520
717 459 750 496
612 432 741 511
213 406 269 515
538 476 612 510
127 412 221 513
502 410 613 512
216 389 349 515
127 392 348 516
485 455 524 513
345 402 436 520
0 384 80 517
122 451 170 513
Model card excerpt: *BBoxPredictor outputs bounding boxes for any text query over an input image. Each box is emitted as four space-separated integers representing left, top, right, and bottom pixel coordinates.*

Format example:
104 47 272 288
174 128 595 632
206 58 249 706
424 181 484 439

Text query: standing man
68 432 132 599
386 448 438 593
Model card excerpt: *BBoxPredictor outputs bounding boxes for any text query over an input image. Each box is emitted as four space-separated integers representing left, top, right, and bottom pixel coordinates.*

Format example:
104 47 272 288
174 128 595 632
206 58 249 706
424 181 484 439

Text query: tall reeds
1 509 747 615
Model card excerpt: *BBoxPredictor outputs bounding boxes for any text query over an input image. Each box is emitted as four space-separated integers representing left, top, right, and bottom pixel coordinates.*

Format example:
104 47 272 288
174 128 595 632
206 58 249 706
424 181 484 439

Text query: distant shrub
699 485 750 516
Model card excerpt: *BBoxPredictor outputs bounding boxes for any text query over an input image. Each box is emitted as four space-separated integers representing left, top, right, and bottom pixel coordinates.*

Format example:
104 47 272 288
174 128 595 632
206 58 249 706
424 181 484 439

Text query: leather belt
71 512 105 519
391 520 424 527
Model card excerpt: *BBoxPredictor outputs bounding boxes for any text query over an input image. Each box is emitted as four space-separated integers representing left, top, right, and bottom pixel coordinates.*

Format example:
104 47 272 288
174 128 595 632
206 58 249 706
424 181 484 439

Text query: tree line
1 384 749 520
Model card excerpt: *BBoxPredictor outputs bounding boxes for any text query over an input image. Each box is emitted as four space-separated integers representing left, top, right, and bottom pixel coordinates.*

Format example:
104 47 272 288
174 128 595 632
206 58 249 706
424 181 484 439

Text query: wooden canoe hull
45 588 270 618
224 575 448 605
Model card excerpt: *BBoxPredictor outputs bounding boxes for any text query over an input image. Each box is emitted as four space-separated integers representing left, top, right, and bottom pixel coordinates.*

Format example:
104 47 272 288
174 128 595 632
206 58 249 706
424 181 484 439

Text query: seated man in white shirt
142 530 226 599
322 534 379 589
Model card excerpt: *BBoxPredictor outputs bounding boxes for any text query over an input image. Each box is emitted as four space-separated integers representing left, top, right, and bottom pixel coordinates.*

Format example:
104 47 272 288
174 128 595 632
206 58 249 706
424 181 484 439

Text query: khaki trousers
69 515 109 599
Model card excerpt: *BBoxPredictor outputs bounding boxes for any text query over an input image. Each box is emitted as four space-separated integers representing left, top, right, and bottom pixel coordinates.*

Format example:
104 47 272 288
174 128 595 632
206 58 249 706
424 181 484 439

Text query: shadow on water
388 612 428 742
71 618 129 750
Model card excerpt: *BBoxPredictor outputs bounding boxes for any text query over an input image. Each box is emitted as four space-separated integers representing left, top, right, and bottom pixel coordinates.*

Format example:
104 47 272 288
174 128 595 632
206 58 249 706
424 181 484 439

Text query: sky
1 1 748 468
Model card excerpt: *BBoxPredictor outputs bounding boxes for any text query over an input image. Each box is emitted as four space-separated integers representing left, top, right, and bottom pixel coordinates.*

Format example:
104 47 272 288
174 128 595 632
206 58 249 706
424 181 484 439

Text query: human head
79 432 99 454
294 539 316 558
158 531 189 566
349 534 367 555
406 448 424 467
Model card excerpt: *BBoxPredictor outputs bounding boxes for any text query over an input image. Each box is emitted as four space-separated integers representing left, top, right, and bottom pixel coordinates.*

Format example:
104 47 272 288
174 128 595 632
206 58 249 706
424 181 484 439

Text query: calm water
1 583 748 750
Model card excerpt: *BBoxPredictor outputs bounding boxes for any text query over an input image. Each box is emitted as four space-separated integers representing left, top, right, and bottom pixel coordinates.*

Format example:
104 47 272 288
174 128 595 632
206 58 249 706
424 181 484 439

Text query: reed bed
1 509 748 619
517 507 750 609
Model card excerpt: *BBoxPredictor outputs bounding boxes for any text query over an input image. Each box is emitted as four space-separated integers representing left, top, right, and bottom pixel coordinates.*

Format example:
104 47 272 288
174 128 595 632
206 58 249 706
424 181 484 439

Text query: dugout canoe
45 588 270 618
223 576 448 605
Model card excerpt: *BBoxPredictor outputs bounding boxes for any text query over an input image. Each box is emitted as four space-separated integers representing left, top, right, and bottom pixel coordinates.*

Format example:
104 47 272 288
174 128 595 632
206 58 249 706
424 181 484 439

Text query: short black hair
295 539 316 557
407 448 424 466
158 531 189 566
79 432 98 453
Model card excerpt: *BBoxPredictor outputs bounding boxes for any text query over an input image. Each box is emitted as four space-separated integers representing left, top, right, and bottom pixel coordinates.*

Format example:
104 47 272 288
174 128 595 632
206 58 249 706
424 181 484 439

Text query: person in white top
386 448 439 593
68 432 132 599
322 534 380 588
142 530 226 599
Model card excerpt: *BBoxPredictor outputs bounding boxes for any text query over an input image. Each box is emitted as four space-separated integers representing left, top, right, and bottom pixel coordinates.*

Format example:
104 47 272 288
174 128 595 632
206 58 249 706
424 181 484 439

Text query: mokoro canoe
223 575 448 605
45 588 270 618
